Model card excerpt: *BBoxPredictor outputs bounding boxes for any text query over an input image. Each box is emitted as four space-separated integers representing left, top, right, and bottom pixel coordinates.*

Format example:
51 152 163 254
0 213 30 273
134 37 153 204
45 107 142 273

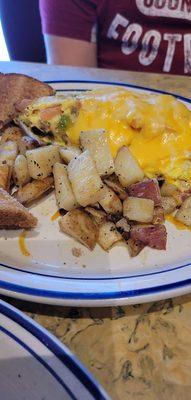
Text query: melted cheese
21 87 191 187
165 214 191 231
68 89 191 185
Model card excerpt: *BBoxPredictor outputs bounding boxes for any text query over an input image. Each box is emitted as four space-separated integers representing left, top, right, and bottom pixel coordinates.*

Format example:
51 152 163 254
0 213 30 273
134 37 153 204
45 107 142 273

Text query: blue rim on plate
45 79 191 104
0 80 191 306
0 300 110 400
1 276 191 299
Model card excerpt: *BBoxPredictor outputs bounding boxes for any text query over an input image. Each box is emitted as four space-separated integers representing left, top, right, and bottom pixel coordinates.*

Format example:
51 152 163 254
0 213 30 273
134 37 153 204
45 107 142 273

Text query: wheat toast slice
0 188 37 229
0 73 55 128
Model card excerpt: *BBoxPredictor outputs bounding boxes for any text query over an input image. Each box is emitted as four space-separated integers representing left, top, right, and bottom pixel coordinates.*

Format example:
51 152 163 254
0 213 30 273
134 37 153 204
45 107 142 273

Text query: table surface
1 61 191 400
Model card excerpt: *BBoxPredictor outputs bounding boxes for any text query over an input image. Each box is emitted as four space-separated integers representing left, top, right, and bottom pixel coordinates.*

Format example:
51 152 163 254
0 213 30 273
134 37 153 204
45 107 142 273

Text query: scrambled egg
19 87 191 187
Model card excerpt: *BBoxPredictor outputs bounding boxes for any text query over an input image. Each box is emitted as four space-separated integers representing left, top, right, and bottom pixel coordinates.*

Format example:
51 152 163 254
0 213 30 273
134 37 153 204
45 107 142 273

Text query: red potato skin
130 224 167 250
127 179 162 206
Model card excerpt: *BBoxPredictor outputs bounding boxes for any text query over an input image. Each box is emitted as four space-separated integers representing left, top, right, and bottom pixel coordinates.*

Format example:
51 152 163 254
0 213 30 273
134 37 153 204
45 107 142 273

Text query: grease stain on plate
19 231 30 257
51 210 61 221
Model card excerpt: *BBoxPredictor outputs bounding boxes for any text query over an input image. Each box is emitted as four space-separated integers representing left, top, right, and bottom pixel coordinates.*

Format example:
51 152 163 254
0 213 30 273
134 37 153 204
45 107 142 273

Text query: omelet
19 87 191 189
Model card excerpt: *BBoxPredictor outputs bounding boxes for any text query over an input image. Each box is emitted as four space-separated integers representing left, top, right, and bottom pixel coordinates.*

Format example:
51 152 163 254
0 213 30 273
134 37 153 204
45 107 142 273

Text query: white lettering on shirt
135 0 191 21
163 33 182 71
139 30 161 65
107 12 191 74
184 34 191 72
107 13 129 40
91 23 98 43
122 23 143 55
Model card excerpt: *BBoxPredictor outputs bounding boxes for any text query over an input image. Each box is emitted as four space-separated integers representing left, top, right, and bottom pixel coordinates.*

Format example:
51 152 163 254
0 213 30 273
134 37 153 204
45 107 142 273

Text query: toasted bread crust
0 73 55 128
0 188 37 228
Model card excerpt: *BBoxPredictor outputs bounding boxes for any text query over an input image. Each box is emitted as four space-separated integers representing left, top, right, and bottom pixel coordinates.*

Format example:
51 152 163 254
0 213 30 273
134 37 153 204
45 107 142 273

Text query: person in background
39 0 191 76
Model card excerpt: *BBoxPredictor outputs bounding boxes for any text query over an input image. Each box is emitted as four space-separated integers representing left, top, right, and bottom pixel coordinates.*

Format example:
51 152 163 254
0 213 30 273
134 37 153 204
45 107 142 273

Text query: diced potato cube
98 222 122 251
104 178 127 200
123 197 154 223
160 181 183 205
161 196 177 215
175 208 191 226
59 209 98 250
80 129 114 176
13 155 30 187
99 184 122 214
67 150 103 207
13 176 54 205
14 176 54 205
59 145 81 164
115 146 144 187
160 182 177 197
127 179 162 206
0 164 11 190
85 207 106 225
26 145 60 180
175 196 191 226
128 238 145 257
0 140 18 166
1 126 23 144
180 196 191 209
116 218 130 240
18 135 39 155
130 224 167 250
53 163 77 210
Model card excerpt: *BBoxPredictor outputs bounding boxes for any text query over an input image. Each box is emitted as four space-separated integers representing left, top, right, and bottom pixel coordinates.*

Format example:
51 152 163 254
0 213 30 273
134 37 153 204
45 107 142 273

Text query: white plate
0 80 191 306
0 299 110 400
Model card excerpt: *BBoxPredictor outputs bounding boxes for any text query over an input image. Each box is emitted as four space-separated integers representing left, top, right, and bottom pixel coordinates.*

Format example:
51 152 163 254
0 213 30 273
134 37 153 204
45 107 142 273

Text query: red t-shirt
39 0 191 75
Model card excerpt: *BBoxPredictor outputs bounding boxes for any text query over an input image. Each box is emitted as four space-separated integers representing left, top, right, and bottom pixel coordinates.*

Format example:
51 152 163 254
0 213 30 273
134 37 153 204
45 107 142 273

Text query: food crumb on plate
72 247 82 257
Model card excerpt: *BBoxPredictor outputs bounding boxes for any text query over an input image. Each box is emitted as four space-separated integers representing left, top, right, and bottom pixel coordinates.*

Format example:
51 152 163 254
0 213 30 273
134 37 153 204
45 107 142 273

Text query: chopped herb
57 114 71 131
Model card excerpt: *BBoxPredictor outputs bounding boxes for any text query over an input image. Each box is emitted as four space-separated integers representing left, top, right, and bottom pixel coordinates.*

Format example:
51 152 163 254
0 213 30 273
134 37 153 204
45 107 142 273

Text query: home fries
1 73 191 257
